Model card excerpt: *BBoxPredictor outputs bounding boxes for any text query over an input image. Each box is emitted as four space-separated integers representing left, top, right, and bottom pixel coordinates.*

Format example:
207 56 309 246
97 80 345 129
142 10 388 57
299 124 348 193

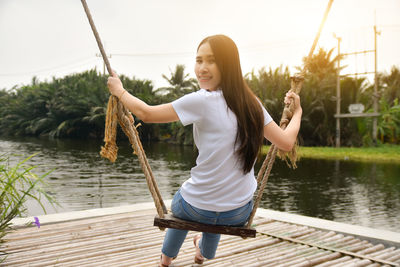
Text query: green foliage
0 56 399 146
361 98 400 145
0 66 200 145
0 70 108 138
0 70 154 139
380 66 400 106
246 49 341 146
247 49 399 146
155 64 198 102
0 154 56 247
357 66 400 145
245 66 291 121
379 98 400 144
300 48 340 146
338 77 370 146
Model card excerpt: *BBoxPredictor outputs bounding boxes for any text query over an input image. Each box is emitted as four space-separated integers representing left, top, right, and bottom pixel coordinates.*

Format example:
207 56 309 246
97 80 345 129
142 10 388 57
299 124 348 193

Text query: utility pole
334 34 341 147
96 53 112 75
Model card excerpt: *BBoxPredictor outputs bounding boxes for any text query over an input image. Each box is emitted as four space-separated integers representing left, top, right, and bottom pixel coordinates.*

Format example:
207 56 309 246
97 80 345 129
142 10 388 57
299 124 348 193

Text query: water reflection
259 158 400 232
1 137 399 232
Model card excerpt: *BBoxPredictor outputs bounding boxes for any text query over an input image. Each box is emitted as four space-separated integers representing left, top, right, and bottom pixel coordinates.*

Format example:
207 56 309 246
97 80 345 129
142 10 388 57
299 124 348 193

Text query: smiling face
195 42 221 91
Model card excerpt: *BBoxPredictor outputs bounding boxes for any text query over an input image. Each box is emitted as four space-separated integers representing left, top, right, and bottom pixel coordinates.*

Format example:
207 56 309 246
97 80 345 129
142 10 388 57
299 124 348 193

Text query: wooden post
335 35 341 147
373 24 380 144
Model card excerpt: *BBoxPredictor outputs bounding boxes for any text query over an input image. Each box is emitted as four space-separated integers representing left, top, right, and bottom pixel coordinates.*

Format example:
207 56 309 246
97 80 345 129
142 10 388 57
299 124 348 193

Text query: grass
261 144 400 163
0 154 56 249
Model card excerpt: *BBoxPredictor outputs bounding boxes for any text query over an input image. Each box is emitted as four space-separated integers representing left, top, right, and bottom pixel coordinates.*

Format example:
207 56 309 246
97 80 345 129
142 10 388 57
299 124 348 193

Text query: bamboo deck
1 207 399 267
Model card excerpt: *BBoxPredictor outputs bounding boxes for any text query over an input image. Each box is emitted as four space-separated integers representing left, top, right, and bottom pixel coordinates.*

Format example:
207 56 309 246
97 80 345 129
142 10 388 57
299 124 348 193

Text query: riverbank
262 145 400 163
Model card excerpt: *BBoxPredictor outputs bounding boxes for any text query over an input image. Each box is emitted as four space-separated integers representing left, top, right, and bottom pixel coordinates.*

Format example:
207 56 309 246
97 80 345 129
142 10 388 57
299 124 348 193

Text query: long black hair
198 35 264 173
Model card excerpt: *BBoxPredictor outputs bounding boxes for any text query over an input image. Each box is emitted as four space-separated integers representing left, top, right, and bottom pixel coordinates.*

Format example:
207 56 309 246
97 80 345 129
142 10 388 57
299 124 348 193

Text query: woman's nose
199 63 208 73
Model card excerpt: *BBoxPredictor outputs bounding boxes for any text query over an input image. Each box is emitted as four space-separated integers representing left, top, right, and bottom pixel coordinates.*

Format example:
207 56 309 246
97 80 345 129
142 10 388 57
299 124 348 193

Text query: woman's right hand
107 71 125 98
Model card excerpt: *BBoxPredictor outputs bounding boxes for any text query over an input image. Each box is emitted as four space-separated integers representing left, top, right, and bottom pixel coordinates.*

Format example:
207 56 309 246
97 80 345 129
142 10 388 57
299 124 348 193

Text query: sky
1 0 399 91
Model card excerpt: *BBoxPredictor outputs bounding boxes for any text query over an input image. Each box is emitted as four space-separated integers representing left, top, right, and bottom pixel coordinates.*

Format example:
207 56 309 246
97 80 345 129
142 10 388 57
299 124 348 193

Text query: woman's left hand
284 91 301 113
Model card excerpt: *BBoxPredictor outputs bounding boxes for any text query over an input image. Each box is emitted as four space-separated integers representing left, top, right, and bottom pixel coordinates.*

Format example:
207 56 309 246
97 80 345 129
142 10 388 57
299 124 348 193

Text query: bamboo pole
3 219 157 252
387 251 400 262
282 247 322 266
256 229 398 266
3 228 162 260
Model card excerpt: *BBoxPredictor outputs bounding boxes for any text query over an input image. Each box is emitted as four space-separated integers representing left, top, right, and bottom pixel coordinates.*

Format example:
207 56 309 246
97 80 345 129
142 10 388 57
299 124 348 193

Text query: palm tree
245 66 291 122
380 66 400 106
156 64 198 101
299 48 341 146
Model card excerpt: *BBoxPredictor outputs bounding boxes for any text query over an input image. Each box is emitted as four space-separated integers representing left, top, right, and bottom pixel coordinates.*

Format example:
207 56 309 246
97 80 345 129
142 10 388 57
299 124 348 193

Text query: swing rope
81 0 167 220
247 75 304 228
247 0 334 227
80 0 334 233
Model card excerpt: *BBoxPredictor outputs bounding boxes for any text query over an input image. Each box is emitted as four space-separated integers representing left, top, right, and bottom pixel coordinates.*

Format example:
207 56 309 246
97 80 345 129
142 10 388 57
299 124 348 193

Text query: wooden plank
153 214 256 238
334 112 380 118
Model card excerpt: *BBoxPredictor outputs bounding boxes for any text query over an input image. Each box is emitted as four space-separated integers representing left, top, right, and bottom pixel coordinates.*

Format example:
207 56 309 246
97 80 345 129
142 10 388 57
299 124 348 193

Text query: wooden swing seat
154 214 256 238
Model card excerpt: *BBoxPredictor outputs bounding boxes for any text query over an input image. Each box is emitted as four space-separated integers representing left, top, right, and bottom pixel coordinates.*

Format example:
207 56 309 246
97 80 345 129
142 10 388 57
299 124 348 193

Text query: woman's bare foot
159 253 172 267
193 234 205 264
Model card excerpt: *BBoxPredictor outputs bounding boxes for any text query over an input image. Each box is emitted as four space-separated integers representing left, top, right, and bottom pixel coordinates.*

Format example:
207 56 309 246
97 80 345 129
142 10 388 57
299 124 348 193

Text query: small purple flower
33 216 40 228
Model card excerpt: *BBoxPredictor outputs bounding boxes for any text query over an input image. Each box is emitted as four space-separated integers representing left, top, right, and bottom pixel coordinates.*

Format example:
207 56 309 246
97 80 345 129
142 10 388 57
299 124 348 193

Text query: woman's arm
107 72 179 123
263 91 302 151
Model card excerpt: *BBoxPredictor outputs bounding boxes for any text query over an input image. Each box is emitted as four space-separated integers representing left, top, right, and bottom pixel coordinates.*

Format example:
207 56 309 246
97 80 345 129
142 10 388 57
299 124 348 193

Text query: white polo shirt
172 89 273 212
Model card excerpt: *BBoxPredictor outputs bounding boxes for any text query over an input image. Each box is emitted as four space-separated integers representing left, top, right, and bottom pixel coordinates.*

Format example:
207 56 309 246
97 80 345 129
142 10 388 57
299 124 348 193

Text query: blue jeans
161 189 253 259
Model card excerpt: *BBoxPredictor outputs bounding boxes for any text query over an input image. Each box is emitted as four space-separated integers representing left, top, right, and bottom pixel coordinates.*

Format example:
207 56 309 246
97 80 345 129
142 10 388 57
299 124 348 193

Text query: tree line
0 48 399 146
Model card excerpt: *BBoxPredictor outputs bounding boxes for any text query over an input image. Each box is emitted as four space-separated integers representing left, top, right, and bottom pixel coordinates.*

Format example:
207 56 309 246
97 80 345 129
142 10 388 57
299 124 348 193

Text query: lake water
1 136 399 232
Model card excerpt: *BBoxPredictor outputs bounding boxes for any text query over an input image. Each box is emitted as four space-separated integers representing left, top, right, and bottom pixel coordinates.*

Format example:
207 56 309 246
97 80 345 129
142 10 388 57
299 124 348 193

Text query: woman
107 34 302 266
